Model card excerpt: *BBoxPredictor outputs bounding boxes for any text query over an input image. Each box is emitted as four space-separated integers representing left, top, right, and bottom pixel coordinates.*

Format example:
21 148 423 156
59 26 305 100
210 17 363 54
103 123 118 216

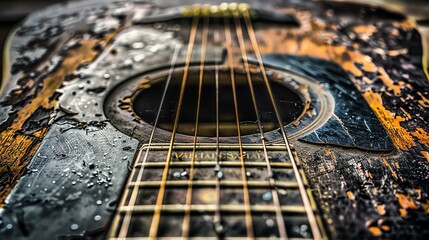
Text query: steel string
110 42 182 238
242 8 323 240
181 14 210 239
148 12 200 239
224 14 254 239
233 9 289 240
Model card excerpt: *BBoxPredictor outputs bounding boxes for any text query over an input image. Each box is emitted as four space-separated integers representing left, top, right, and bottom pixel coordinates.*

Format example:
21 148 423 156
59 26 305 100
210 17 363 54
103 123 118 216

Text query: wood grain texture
0 0 428 239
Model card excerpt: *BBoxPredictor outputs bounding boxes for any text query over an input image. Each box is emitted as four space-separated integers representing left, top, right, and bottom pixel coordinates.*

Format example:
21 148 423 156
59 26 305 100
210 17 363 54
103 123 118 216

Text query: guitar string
241 9 323 240
181 14 209 238
148 12 200 239
224 14 254 239
115 43 183 238
108 144 144 238
111 7 321 240
213 17 222 235
233 10 289 239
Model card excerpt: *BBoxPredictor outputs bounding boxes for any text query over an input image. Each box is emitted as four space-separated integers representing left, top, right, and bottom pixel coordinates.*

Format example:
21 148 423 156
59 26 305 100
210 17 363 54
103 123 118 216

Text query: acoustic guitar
0 0 428 239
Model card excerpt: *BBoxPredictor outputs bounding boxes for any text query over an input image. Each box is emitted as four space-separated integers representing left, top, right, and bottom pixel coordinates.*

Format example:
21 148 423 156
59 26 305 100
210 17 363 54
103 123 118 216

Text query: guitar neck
109 143 326 239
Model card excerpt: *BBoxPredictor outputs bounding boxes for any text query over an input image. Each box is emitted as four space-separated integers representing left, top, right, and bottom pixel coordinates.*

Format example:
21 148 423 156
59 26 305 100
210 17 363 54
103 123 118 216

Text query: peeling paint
364 91 415 150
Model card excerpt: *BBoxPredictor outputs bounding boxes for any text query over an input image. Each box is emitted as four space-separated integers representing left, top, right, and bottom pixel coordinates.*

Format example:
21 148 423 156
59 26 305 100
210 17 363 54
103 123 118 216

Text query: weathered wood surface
0 0 428 238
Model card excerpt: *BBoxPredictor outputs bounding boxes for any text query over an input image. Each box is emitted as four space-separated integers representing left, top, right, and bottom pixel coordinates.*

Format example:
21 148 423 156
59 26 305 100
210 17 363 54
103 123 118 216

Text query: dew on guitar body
0 1 428 239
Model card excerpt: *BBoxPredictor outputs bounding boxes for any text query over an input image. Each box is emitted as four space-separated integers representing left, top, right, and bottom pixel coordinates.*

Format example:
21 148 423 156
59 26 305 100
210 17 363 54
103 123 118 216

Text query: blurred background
0 0 428 81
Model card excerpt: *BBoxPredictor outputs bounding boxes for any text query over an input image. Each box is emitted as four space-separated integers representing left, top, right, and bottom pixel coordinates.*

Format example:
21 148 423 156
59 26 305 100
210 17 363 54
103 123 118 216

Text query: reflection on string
242 8 323 240
109 4 324 239
112 42 182 238
148 12 200 239
224 14 255 239
182 14 210 238
213 16 223 237
232 9 289 240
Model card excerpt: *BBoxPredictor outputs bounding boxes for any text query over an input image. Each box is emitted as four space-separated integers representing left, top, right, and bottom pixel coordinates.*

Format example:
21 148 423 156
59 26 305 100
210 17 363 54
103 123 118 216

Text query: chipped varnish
0 33 118 205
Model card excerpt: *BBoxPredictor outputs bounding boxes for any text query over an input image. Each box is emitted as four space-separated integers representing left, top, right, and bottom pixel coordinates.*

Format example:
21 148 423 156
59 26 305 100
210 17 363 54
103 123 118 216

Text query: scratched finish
0 0 123 205
0 123 138 239
258 2 429 239
254 54 394 151
0 0 428 239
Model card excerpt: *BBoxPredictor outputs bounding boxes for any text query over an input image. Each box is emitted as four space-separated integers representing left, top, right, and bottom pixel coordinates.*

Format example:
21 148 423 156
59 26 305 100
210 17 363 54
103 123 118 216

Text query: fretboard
108 143 326 239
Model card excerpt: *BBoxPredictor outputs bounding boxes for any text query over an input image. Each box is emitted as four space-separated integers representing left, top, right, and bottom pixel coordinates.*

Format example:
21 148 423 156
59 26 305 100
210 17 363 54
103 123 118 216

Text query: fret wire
233 10 288 239
213 17 222 234
111 43 183 238
135 161 294 168
182 14 209 239
108 146 144 238
118 204 307 214
109 237 312 240
293 151 329 239
241 9 323 240
127 180 301 188
116 149 144 237
224 15 254 239
148 13 200 239
140 143 290 151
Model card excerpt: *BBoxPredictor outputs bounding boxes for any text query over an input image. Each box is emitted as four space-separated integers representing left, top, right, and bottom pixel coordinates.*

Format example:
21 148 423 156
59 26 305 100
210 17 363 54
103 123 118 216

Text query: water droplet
214 222 224 234
262 192 272 201
131 42 145 49
277 188 287 195
94 215 102 221
214 164 221 172
217 171 224 179
147 45 159 53
173 172 181 178
6 224 13 230
122 156 128 160
120 59 133 69
133 54 145 63
96 200 103 205
93 18 120 34
70 223 79 231
103 73 111 79
266 218 275 227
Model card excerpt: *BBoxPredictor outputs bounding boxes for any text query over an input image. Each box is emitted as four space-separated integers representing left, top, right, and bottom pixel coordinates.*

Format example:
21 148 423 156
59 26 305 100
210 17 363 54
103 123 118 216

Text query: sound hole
132 69 305 137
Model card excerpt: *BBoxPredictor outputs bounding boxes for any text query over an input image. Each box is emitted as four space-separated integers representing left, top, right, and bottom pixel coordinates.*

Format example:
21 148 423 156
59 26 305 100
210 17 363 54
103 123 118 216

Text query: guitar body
0 0 428 239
